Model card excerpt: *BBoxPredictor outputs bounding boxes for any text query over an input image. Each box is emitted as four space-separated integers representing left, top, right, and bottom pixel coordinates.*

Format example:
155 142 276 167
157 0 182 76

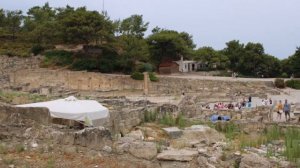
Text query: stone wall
9 69 276 97
0 56 41 88
0 106 51 125
10 69 144 92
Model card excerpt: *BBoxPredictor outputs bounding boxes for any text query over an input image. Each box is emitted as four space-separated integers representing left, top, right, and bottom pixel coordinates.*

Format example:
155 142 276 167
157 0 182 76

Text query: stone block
163 127 183 139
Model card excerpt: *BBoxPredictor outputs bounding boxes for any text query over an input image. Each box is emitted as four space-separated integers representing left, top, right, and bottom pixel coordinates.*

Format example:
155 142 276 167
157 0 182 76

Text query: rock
240 153 271 168
147 137 155 141
252 116 263 122
63 146 77 154
180 125 225 146
31 141 38 148
102 145 112 153
129 141 157 160
115 142 130 154
157 149 198 161
234 151 241 156
25 156 31 159
23 128 32 138
9 165 14 168
188 125 210 131
197 156 215 168
126 130 144 140
159 161 191 168
278 160 291 168
162 127 183 139
198 148 209 157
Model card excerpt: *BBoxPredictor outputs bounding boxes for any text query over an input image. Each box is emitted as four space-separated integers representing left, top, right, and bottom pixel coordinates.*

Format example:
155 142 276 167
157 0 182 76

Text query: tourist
283 99 291 122
277 100 283 120
269 98 273 105
261 99 265 106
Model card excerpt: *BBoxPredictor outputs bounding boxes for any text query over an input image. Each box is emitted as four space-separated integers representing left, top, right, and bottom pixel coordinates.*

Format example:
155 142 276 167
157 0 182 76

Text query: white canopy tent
17 96 109 125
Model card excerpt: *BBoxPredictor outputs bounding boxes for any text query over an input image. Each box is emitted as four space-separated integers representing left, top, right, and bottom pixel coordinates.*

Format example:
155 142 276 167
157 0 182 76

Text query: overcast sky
1 0 300 59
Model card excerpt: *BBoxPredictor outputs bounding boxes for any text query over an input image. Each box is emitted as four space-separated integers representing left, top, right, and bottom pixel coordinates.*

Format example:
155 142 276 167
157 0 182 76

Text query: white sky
1 0 300 59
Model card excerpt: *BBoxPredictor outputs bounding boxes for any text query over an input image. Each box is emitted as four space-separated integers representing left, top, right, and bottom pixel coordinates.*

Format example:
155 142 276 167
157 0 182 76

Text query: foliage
15 144 25 153
215 122 239 140
147 29 195 67
274 78 285 88
285 80 300 90
282 47 300 77
117 14 149 38
284 128 300 163
194 47 229 70
43 50 73 67
159 113 176 126
130 71 144 80
222 40 282 77
149 72 159 82
31 44 45 55
136 63 153 72
0 143 8 154
144 110 157 122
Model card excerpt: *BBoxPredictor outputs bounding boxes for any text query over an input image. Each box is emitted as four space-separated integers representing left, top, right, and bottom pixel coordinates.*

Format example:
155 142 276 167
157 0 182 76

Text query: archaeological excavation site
1 55 300 168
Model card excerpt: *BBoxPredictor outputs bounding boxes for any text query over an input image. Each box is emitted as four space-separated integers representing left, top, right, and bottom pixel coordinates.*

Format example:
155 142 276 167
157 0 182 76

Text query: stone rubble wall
0 105 51 125
0 56 41 88
9 69 276 97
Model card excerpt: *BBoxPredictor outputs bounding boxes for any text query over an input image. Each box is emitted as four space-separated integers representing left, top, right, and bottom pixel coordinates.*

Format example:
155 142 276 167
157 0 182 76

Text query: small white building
175 57 206 73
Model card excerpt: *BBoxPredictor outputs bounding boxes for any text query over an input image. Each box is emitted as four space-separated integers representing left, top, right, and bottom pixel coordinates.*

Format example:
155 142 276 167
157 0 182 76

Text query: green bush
285 80 300 90
136 63 153 72
274 78 285 88
31 44 45 56
281 72 288 78
72 59 97 71
131 71 144 80
160 113 176 126
43 50 73 66
284 128 300 163
149 72 159 82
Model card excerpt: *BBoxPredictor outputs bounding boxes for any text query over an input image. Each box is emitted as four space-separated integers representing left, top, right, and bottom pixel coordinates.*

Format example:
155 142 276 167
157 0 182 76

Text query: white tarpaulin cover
17 96 109 124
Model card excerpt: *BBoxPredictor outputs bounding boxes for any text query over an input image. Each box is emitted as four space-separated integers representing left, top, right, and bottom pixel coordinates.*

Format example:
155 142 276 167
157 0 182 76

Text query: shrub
136 63 153 72
131 71 144 80
286 80 300 90
281 72 288 78
284 128 300 163
149 72 159 82
274 78 285 88
43 50 73 66
31 44 45 56
160 113 176 126
175 113 186 128
144 110 157 122
15 144 25 153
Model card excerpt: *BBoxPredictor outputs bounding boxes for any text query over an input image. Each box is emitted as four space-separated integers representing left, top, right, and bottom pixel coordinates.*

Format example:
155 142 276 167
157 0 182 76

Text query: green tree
194 47 229 70
118 15 149 38
56 6 113 44
5 10 23 40
284 47 300 77
223 40 245 71
118 35 150 73
23 3 58 44
147 29 195 66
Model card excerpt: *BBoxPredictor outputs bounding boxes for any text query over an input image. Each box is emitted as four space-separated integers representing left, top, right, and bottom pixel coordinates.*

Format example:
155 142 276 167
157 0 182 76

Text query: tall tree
5 10 23 39
56 6 113 44
147 29 195 66
223 40 245 71
118 15 149 38
23 3 58 43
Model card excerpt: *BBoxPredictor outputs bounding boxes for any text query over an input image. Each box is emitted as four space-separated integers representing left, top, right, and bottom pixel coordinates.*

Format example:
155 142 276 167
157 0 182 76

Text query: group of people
274 99 291 122
211 96 252 111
